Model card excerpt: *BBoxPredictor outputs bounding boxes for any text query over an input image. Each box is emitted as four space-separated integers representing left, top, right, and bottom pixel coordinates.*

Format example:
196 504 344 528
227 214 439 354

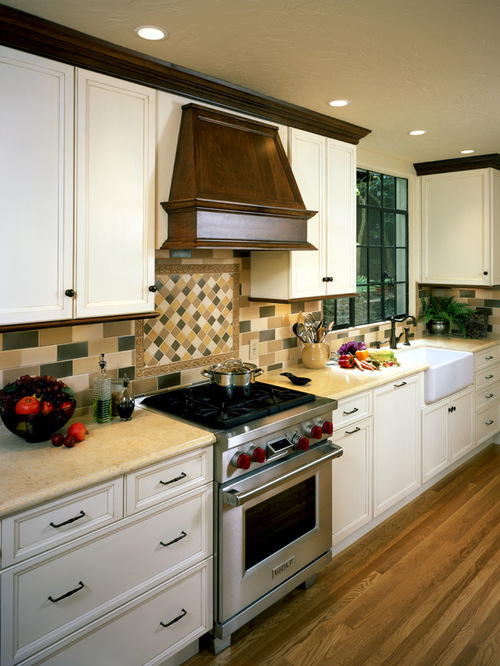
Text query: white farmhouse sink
398 346 474 404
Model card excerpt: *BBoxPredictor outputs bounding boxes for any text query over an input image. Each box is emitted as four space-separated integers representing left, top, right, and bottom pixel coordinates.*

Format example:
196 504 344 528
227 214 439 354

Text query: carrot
360 360 375 371
353 357 364 371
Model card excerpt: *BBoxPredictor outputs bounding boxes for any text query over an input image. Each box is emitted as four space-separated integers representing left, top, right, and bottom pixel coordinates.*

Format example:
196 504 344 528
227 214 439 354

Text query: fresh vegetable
353 356 365 371
0 375 75 415
338 340 367 357
359 359 377 371
355 349 369 361
338 354 355 368
368 349 395 362
15 396 41 415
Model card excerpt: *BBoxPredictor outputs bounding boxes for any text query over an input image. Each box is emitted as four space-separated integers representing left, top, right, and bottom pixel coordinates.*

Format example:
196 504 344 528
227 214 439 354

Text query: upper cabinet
250 128 356 301
420 166 500 286
0 47 156 327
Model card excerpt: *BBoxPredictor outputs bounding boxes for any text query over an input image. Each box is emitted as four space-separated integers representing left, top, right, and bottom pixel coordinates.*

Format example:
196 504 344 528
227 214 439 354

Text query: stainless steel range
140 380 342 654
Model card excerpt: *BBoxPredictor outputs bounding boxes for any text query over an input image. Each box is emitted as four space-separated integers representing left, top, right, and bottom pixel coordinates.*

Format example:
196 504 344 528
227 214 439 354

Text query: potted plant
419 295 473 337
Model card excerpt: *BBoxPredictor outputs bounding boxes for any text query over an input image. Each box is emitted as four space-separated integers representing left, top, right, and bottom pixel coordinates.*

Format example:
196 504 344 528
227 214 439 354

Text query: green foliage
419 296 473 337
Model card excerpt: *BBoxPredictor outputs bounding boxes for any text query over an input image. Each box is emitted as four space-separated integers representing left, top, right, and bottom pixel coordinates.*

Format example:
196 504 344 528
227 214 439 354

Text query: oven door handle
222 443 343 506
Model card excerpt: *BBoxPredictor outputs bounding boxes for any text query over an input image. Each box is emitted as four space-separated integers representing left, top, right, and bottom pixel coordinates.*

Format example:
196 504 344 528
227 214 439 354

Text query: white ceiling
3 0 500 164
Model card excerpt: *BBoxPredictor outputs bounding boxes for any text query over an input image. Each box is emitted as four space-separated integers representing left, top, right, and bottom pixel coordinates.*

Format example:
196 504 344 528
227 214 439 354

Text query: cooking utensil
201 359 263 398
294 322 310 343
280 372 312 386
297 311 306 326
316 325 326 342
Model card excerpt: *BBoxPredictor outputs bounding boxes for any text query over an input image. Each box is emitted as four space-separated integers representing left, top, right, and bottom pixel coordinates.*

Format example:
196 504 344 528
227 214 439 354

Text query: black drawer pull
345 426 361 435
394 381 407 388
160 530 187 547
48 580 84 603
160 608 187 628
485 393 494 399
485 374 494 380
485 355 494 360
343 407 359 415
159 472 187 486
50 510 86 528
485 420 495 426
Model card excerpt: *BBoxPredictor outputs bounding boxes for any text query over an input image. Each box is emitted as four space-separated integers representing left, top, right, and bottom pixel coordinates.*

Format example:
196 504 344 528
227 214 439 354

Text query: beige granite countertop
0 407 215 519
261 335 500 400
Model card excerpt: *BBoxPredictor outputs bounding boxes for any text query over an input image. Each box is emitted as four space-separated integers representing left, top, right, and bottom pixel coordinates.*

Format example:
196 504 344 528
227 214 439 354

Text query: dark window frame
324 169 409 329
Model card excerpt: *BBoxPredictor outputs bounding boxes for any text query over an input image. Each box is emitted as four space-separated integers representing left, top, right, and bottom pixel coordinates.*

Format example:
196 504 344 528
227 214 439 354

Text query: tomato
67 422 88 442
40 401 54 415
355 349 369 361
15 396 41 415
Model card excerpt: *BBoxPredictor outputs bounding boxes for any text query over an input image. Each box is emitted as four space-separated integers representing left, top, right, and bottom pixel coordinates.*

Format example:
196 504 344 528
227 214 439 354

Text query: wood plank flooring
187 444 500 666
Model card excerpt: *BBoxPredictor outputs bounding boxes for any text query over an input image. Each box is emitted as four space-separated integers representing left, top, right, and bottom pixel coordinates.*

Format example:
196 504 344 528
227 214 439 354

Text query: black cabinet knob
65 289 75 297
484 271 489 276
149 285 157 292
322 276 334 283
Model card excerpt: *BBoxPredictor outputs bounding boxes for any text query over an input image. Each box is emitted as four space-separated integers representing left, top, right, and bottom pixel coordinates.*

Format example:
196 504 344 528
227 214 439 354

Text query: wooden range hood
161 104 317 251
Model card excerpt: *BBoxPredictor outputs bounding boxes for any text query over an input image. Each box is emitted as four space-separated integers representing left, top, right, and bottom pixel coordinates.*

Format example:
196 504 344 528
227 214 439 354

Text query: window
324 169 409 328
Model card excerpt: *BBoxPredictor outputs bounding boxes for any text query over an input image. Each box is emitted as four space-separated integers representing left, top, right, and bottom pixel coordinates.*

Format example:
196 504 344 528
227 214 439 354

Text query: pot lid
208 359 260 375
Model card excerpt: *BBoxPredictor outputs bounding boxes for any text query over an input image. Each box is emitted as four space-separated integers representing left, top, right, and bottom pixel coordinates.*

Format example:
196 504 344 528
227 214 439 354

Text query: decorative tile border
135 264 240 378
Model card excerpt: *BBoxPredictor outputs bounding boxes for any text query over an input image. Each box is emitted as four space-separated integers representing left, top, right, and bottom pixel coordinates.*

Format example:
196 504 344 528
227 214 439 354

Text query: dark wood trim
248 292 358 303
0 311 159 334
0 4 370 145
414 154 500 176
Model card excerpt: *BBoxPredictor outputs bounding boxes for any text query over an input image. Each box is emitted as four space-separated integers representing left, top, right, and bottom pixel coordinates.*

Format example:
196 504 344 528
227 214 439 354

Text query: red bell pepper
338 354 355 369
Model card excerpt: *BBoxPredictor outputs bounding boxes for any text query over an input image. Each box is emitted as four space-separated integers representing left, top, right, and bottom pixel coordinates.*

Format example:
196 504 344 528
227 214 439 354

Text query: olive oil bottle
93 353 112 423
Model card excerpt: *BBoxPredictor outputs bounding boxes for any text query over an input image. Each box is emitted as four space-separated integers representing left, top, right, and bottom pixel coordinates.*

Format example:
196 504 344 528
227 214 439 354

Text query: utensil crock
301 343 330 369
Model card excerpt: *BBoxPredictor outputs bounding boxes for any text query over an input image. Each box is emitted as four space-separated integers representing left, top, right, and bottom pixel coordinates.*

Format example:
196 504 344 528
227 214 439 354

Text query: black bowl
1 400 76 443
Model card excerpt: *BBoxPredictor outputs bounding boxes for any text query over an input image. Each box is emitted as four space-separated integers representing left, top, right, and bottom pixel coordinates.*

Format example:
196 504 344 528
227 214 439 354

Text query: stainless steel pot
201 359 263 398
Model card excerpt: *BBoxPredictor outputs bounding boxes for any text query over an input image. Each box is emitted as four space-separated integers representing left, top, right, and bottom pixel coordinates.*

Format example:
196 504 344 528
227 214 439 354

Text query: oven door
216 442 342 625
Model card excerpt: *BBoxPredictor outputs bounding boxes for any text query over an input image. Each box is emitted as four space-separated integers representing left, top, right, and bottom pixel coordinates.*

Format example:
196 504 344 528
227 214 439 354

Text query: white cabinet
421 387 474 483
0 46 156 326
332 392 373 545
0 46 75 324
373 374 422 516
421 168 500 286
474 345 500 444
0 447 213 666
250 128 356 301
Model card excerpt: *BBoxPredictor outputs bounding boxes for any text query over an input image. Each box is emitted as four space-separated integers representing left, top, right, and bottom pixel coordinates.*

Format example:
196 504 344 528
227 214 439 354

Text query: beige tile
268 316 284 329
21 346 57 366
0 349 22 370
103 321 134 338
88 337 119 357
267 340 282 353
59 373 90 396
131 376 158 396
260 353 275 367
239 306 260 321
39 327 73 346
73 323 104 342
2 365 39 385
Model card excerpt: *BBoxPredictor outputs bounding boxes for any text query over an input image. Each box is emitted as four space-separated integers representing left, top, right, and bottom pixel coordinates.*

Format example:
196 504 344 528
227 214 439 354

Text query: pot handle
200 370 213 379
253 369 264 379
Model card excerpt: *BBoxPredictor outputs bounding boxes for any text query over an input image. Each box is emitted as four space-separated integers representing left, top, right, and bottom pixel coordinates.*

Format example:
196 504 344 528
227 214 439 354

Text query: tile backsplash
2 249 500 409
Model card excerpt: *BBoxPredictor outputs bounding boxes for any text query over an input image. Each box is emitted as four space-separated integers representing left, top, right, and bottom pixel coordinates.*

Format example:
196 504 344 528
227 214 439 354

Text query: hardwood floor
187 444 500 666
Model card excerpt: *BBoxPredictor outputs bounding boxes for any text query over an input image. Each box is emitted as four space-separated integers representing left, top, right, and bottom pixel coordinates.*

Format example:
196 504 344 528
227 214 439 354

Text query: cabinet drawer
476 403 500 445
1 485 212 665
333 392 372 429
474 346 500 370
475 381 500 411
126 446 213 514
1 480 123 567
474 363 500 389
30 561 212 666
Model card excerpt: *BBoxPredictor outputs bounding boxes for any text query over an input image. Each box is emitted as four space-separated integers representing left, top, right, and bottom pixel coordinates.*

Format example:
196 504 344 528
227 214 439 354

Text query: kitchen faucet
385 314 417 349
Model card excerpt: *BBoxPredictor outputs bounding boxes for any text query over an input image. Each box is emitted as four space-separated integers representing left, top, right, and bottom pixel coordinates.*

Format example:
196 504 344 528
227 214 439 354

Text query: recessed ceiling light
135 26 167 41
460 149 475 154
328 99 350 107
408 130 427 136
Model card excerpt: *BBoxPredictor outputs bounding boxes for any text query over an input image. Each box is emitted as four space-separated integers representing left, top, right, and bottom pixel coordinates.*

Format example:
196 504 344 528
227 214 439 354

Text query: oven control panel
227 416 334 472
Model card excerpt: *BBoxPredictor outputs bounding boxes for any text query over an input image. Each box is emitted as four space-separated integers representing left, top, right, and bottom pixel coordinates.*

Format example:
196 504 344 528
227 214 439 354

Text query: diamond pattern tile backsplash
136 264 240 377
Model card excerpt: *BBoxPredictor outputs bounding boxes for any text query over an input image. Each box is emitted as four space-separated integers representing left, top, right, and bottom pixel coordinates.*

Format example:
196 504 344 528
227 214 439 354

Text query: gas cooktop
140 381 316 430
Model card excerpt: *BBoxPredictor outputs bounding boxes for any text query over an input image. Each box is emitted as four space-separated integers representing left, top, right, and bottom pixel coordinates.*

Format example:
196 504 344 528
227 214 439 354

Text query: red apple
15 396 40 415
67 422 88 442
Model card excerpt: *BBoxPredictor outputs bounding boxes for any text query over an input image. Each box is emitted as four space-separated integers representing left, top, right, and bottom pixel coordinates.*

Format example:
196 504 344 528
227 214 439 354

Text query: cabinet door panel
422 399 449 483
75 70 155 317
449 389 473 462
0 46 74 324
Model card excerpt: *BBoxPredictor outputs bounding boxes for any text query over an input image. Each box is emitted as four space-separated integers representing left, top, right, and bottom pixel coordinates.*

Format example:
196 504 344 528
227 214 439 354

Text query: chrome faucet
385 314 417 349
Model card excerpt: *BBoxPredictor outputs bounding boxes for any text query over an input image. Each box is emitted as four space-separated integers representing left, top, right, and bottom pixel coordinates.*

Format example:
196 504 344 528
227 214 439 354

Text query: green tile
118 335 136 352
3 330 39 350
57 342 89 361
41 361 73 378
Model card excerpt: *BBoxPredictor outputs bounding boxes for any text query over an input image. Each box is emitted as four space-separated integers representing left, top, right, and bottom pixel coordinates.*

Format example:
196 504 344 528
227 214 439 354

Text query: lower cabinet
0 446 213 666
332 416 373 545
373 374 422 516
421 387 474 483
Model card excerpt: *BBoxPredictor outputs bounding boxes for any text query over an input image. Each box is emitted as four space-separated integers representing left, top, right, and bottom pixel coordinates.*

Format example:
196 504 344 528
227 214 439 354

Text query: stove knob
249 446 266 463
231 452 252 470
307 424 323 440
295 435 310 451
321 420 334 435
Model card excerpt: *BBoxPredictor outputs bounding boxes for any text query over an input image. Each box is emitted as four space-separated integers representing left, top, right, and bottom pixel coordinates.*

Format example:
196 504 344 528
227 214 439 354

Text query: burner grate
141 382 315 429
